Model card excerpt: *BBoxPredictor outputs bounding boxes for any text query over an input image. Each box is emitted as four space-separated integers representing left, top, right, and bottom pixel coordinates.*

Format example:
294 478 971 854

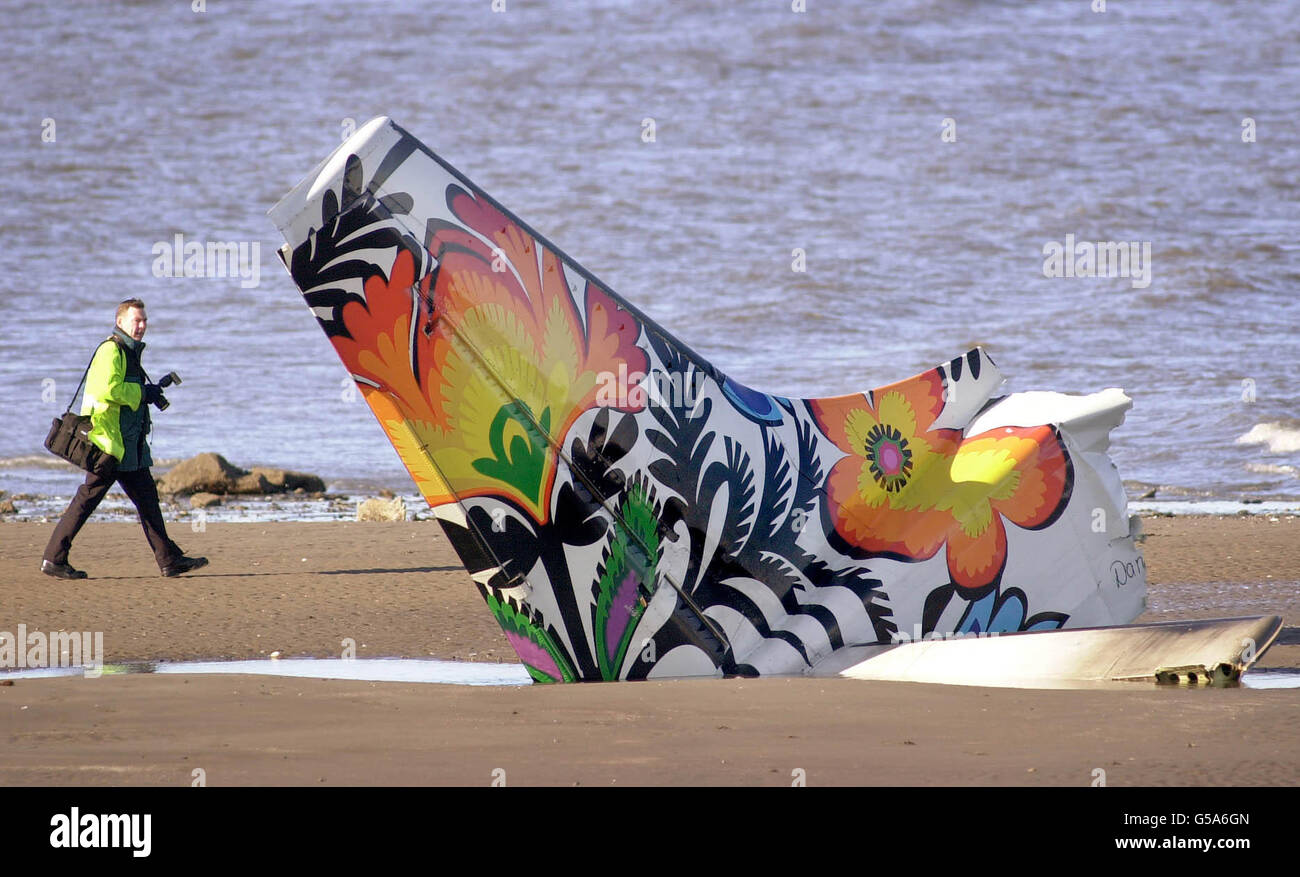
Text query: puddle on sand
1 658 532 686
1239 668 1300 690
3 659 1299 688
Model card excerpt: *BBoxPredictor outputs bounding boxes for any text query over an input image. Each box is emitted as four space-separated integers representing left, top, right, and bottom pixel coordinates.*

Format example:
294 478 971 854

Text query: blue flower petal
988 592 1028 633
958 590 997 634
722 377 784 424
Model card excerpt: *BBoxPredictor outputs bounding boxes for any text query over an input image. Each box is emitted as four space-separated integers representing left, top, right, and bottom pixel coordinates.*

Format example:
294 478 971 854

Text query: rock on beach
156 452 326 497
356 497 407 522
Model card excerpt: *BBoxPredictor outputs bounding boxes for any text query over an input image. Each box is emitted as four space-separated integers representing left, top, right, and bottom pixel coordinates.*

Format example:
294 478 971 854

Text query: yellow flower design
811 369 1072 591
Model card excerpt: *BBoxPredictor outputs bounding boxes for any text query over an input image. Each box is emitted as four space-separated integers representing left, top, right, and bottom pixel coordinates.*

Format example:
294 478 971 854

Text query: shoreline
5 457 1300 523
2 492 1299 525
2 516 1297 787
1 516 1297 666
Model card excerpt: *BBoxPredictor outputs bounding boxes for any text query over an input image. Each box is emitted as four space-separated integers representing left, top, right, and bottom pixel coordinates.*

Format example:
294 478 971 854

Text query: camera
150 372 182 410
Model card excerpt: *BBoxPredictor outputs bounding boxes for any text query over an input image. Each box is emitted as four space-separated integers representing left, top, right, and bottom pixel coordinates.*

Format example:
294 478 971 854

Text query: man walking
42 299 208 579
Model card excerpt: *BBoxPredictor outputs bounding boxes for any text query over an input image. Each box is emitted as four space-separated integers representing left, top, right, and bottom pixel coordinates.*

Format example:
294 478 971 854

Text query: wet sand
1 516 1297 785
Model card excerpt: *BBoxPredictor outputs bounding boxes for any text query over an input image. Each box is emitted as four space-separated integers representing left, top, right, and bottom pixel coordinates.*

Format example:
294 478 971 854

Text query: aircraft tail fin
271 117 1145 683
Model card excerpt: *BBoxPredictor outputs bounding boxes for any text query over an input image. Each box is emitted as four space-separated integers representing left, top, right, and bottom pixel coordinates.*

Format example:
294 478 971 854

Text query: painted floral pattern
810 369 1072 591
482 589 576 684
275 130 1140 682
329 187 648 524
593 480 660 680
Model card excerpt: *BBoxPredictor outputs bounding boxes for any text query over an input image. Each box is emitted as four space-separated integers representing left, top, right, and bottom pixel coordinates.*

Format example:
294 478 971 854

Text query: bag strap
64 338 113 415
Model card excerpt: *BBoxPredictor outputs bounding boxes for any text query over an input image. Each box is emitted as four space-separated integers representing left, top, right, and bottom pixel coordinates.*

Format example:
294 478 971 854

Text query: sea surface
2 0 1298 511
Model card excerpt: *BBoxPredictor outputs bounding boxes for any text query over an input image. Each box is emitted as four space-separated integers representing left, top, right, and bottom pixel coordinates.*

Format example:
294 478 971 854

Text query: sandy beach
1 515 1297 786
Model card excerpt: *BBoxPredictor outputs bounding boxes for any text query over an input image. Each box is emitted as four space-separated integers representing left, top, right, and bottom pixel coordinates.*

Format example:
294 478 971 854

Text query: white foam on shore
7 494 428 524
7 493 1299 524
1127 500 1300 516
1245 461 1298 477
1236 422 1300 455
0 454 78 469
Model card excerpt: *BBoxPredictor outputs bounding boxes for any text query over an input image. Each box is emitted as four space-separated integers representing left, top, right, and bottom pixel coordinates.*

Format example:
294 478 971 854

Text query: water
2 0 1298 504
3 657 1295 689
1240 668 1300 690
1 658 533 686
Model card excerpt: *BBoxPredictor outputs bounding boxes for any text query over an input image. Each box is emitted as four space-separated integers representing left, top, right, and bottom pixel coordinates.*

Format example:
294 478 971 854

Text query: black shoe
161 555 209 577
41 560 88 580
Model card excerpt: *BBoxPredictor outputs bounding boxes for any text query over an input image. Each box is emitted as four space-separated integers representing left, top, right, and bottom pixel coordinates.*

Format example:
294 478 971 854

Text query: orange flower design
329 188 647 523
810 369 1071 591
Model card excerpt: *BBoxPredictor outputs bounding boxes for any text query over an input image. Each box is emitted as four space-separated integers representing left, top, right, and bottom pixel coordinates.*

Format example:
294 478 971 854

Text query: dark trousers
44 465 182 571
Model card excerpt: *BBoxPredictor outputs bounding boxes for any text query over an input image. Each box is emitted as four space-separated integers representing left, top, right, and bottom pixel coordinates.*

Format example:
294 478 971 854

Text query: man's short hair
116 299 146 322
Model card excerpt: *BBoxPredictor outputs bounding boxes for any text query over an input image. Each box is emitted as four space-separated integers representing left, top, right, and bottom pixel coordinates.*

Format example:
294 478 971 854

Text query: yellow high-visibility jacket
81 337 147 467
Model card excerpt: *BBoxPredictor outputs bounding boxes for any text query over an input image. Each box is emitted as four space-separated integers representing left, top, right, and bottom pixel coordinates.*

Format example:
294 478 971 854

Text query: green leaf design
482 588 576 684
472 401 552 508
594 482 661 680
